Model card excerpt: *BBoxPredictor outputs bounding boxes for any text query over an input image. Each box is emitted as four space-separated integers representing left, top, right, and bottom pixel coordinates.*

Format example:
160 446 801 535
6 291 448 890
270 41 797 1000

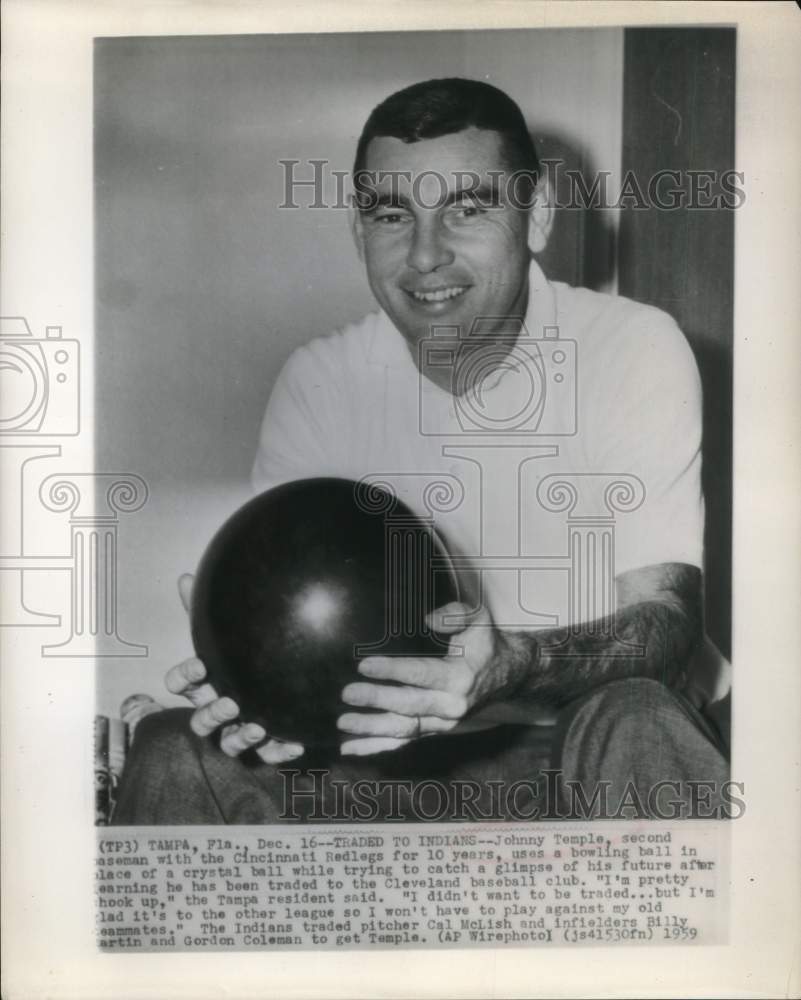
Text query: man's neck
417 324 525 395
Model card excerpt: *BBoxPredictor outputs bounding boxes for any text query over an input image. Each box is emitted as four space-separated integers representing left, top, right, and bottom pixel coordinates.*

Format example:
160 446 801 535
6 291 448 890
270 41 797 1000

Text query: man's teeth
412 286 466 303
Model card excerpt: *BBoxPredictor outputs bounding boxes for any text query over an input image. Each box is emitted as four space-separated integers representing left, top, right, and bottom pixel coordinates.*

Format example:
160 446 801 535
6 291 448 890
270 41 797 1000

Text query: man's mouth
409 285 468 304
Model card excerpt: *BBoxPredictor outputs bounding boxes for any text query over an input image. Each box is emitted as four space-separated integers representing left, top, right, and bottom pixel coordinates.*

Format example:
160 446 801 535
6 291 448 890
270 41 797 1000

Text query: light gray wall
95 28 623 715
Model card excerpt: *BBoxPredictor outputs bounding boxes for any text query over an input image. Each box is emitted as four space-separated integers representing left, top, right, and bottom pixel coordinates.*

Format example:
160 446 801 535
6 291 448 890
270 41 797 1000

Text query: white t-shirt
252 260 704 637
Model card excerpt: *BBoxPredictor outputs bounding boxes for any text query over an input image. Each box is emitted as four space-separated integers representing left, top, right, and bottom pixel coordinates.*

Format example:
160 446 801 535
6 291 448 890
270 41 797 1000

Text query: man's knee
112 708 217 825
565 677 689 744
554 677 728 799
129 707 195 758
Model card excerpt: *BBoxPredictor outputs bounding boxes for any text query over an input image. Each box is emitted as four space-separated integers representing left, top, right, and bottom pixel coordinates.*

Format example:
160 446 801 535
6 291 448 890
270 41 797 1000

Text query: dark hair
353 77 539 181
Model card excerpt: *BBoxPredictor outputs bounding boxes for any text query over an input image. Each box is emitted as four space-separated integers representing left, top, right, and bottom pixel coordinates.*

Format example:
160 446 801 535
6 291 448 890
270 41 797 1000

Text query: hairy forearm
495 572 703 708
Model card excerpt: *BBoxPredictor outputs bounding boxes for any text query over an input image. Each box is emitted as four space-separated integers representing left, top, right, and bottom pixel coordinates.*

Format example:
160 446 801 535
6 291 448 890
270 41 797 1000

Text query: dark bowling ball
191 477 460 747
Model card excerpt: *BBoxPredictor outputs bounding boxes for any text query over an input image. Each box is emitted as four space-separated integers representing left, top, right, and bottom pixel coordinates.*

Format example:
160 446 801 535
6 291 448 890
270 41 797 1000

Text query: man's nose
406 219 455 273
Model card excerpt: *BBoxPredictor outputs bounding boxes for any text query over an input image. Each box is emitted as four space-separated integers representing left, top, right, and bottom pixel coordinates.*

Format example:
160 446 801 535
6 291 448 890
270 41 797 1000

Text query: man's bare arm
494 562 703 708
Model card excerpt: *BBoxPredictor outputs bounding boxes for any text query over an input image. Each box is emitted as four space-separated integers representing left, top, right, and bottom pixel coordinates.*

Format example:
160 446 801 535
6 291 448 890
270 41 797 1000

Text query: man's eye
374 211 409 225
451 202 484 219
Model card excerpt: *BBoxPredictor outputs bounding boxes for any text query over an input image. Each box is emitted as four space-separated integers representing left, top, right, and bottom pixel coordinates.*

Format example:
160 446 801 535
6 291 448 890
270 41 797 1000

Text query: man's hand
338 602 520 756
165 573 304 765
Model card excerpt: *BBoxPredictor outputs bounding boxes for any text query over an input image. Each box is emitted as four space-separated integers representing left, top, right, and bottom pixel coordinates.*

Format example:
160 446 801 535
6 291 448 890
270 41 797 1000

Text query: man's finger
337 711 455 738
427 602 488 634
337 711 418 738
178 573 195 614
165 657 217 706
220 722 267 757
177 681 218 709
190 697 239 737
342 681 466 720
340 736 411 757
358 655 453 690
256 740 305 765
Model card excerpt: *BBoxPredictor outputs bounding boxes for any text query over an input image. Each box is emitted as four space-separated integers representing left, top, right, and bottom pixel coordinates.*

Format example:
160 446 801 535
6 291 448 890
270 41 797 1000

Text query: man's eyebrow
359 191 414 214
359 181 501 214
442 182 500 208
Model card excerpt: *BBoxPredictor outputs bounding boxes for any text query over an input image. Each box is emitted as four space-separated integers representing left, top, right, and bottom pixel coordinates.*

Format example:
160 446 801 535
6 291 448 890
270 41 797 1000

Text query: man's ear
527 176 554 254
349 197 365 262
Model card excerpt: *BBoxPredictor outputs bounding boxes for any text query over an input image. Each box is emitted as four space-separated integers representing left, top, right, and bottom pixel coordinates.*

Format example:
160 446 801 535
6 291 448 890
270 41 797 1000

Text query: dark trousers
112 678 729 825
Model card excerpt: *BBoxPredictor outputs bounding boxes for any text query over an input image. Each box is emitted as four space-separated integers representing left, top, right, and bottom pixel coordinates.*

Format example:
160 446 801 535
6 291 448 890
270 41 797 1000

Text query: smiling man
351 124 537 381
113 78 730 825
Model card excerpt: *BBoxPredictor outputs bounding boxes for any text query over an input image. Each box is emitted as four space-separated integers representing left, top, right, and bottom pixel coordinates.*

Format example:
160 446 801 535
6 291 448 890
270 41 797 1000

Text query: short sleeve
584 308 704 576
250 346 344 495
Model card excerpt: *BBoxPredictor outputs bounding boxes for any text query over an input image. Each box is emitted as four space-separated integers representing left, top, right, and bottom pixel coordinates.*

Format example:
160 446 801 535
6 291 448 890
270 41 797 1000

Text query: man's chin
389 298 477 340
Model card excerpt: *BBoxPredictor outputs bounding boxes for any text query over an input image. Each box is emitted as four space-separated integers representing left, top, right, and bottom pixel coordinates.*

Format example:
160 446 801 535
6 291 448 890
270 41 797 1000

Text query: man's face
353 128 533 357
